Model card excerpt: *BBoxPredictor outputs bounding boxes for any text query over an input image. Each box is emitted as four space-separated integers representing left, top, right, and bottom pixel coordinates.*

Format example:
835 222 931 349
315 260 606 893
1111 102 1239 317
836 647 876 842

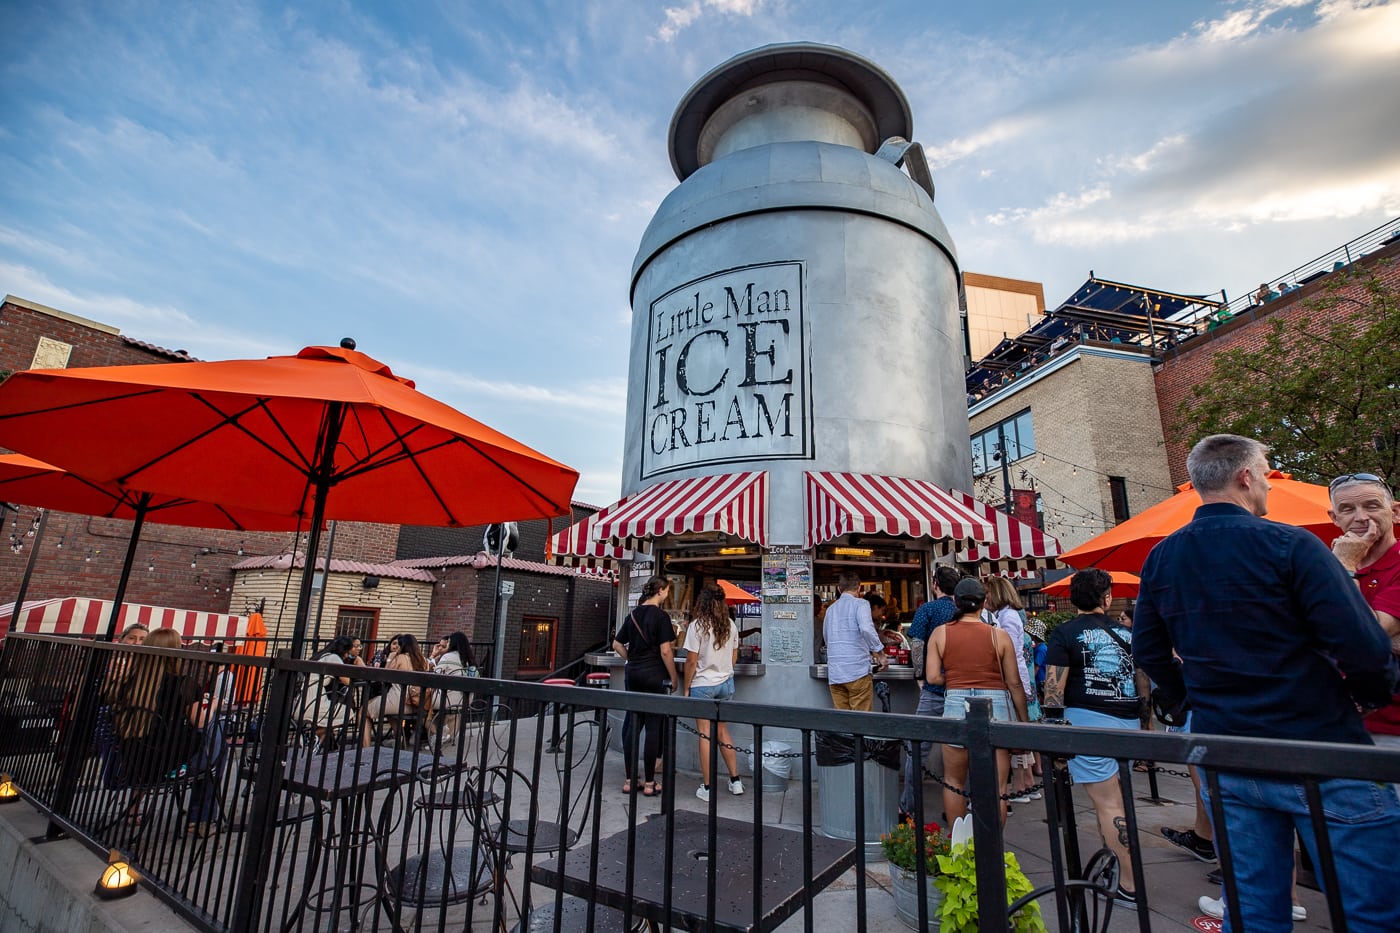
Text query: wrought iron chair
497 715 607 855
381 764 525 930
1007 847 1120 933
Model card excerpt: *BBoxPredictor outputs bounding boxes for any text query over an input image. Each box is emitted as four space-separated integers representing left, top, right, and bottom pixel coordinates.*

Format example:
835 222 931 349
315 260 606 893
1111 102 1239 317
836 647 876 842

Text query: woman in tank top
926 577 1029 824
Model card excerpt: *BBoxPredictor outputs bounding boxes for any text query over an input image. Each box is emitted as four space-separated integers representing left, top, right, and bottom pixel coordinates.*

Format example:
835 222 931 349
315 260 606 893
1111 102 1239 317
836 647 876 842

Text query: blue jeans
1201 772 1400 933
901 688 945 815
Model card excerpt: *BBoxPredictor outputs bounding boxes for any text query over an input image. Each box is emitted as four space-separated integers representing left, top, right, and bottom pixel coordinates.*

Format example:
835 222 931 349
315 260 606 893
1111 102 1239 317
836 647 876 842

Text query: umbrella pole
291 403 343 659
312 519 338 649
102 493 150 642
6 507 47 634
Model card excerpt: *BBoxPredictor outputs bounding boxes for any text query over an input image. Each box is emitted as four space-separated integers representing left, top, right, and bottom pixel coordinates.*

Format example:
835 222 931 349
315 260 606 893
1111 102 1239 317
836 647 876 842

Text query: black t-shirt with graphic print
1044 613 1140 718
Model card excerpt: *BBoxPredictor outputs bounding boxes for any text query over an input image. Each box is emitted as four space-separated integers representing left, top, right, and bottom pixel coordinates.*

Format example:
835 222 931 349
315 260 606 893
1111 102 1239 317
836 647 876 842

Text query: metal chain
1138 763 1194 780
673 717 806 758
921 766 1047 802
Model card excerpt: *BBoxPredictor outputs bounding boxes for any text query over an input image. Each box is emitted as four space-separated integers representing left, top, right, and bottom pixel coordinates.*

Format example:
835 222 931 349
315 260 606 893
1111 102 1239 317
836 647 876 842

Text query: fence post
230 653 298 931
965 698 1008 931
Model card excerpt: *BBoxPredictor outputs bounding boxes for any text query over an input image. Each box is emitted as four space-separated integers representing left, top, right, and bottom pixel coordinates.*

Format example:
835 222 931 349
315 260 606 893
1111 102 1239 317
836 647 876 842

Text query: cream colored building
967 344 1175 553
232 555 435 648
963 272 1046 362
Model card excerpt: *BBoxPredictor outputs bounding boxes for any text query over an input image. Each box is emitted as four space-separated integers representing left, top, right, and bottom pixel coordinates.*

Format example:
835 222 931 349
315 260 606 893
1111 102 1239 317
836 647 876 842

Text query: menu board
762 546 812 604
627 559 653 608
764 614 806 664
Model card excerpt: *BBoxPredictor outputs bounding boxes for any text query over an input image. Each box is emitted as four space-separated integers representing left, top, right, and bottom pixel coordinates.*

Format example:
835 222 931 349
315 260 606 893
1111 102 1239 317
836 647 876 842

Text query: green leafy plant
934 840 1045 933
880 817 951 875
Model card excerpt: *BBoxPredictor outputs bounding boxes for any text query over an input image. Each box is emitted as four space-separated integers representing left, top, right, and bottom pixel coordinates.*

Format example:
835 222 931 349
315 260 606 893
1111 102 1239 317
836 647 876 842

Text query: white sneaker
1027 790 1043 800
729 777 745 796
696 784 710 802
1198 895 1305 922
1009 794 1033 803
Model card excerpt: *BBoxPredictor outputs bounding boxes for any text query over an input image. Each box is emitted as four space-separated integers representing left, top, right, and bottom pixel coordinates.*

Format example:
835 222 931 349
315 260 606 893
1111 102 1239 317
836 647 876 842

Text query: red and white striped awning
547 503 641 575
589 472 767 546
2 597 248 641
949 489 1061 572
804 472 997 549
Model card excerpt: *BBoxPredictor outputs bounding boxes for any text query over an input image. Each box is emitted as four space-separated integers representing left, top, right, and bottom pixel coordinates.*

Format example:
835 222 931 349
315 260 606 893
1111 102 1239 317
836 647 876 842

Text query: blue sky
2 0 1397 504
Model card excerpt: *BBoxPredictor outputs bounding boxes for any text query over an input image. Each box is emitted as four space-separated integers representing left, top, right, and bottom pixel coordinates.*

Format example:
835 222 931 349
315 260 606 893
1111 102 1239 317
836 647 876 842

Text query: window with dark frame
1109 476 1131 523
517 616 558 674
972 408 1035 477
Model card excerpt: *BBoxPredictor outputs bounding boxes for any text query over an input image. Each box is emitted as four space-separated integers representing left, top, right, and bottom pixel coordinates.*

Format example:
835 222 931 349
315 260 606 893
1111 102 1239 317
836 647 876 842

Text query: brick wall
419 562 614 678
969 347 1175 552
1153 243 1400 485
0 297 185 372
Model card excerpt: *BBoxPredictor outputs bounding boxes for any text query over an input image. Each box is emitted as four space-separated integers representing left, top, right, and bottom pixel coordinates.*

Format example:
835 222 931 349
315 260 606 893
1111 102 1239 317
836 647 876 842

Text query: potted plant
879 817 950 929
933 817 1046 933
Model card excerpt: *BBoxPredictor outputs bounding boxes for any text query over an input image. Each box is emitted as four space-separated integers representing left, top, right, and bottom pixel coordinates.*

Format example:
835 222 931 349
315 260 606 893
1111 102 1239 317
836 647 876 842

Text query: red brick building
1154 237 1400 485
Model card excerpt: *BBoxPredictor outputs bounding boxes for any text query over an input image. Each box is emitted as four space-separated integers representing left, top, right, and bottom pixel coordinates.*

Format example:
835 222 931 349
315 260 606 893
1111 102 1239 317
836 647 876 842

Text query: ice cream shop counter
808 664 921 713
584 651 766 691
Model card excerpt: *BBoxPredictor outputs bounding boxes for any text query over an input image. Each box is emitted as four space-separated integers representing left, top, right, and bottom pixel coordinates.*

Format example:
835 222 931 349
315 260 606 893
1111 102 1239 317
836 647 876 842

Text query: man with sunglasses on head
1329 471 1400 748
1134 435 1400 933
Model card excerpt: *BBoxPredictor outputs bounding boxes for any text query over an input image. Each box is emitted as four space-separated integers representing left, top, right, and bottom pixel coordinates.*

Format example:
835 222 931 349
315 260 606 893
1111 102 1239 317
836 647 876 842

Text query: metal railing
2 632 1397 932
1189 215 1400 329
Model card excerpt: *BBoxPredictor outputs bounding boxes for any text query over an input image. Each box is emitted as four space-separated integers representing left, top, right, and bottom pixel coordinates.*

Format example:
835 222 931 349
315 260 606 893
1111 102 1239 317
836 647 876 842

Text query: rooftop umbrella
716 579 760 605
0 452 306 639
1058 471 1336 573
0 340 579 655
1042 571 1140 599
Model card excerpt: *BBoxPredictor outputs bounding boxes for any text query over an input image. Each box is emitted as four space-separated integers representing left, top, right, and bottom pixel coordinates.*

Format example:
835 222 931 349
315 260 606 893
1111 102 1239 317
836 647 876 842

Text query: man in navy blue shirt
900 565 961 821
1134 434 1400 933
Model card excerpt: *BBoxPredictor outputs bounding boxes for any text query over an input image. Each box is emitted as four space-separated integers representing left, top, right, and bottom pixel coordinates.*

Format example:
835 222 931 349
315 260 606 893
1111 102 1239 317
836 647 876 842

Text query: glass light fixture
0 773 18 804
94 849 140 899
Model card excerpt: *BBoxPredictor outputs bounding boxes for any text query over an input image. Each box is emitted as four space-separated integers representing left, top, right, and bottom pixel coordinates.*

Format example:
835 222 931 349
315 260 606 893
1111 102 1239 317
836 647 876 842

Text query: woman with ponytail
612 576 679 797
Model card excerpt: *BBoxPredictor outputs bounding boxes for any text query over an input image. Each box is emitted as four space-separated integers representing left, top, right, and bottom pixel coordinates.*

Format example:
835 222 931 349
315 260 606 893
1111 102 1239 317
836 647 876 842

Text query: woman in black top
612 576 679 796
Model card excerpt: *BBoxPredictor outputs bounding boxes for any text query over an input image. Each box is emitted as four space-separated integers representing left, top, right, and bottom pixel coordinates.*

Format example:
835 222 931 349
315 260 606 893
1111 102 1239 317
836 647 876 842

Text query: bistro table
280 745 426 932
530 810 856 932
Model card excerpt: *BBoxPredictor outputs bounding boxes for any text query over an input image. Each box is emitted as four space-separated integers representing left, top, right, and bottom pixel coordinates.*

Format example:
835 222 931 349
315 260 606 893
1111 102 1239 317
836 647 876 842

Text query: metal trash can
816 740 900 858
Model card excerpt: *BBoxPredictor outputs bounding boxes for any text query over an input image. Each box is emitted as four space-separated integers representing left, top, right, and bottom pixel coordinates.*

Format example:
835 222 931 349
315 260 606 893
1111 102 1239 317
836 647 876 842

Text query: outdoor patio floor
4 713 1342 931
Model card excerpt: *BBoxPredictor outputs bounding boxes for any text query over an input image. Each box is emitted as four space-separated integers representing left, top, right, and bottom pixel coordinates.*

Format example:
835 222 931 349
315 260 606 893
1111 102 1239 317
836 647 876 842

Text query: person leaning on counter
823 570 890 711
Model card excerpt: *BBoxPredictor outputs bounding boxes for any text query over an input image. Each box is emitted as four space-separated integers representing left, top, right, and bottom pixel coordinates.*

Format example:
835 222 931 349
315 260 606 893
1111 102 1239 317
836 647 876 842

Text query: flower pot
888 862 943 930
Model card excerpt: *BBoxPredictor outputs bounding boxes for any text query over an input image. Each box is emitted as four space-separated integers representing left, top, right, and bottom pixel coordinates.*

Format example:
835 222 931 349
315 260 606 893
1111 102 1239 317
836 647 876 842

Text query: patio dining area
1 632 1394 932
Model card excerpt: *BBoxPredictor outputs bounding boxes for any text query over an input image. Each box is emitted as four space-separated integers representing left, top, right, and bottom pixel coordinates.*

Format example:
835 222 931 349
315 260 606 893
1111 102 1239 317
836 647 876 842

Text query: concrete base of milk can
817 759 899 859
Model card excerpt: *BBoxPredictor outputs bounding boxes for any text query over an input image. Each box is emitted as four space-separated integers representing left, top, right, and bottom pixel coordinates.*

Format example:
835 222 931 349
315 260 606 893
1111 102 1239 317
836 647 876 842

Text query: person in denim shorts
683 583 744 801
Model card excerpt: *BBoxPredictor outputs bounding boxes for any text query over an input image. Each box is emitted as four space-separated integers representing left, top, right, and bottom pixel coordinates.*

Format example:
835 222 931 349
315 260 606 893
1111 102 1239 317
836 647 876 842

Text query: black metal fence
2 632 1398 932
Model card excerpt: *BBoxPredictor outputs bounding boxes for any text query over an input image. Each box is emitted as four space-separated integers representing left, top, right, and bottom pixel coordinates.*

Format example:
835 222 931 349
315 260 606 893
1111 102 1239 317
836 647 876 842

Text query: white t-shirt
683 620 739 688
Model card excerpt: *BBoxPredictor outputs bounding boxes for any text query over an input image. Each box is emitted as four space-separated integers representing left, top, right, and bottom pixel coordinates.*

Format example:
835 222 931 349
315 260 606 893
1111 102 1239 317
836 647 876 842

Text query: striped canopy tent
1 597 247 641
589 472 768 546
803 472 997 549
949 488 1062 573
546 499 643 577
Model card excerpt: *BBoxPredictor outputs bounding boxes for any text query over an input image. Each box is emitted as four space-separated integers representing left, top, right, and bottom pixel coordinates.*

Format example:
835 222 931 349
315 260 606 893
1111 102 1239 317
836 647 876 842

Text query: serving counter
808 664 921 714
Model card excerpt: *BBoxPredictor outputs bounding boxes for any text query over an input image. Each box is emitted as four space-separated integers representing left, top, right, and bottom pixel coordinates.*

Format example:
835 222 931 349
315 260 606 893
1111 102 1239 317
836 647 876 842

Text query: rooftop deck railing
1 633 1397 932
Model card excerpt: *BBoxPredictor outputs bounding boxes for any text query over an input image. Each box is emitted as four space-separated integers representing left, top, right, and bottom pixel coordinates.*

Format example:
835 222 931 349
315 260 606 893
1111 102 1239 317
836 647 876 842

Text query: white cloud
654 0 766 42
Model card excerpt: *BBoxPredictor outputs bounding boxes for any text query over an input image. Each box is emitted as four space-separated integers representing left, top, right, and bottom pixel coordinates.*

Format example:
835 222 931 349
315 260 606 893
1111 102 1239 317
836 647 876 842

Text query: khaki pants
829 674 874 711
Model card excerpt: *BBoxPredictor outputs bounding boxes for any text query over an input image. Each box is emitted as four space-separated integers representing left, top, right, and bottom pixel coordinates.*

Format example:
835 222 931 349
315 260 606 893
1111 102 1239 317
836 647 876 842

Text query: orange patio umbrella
1042 571 1141 599
0 340 579 654
0 453 306 639
232 611 268 704
716 579 760 605
1059 471 1337 573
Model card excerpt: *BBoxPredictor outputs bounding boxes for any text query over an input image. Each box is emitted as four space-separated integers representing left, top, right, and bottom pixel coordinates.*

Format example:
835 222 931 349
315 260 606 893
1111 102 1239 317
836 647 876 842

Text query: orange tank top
942 619 1006 690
